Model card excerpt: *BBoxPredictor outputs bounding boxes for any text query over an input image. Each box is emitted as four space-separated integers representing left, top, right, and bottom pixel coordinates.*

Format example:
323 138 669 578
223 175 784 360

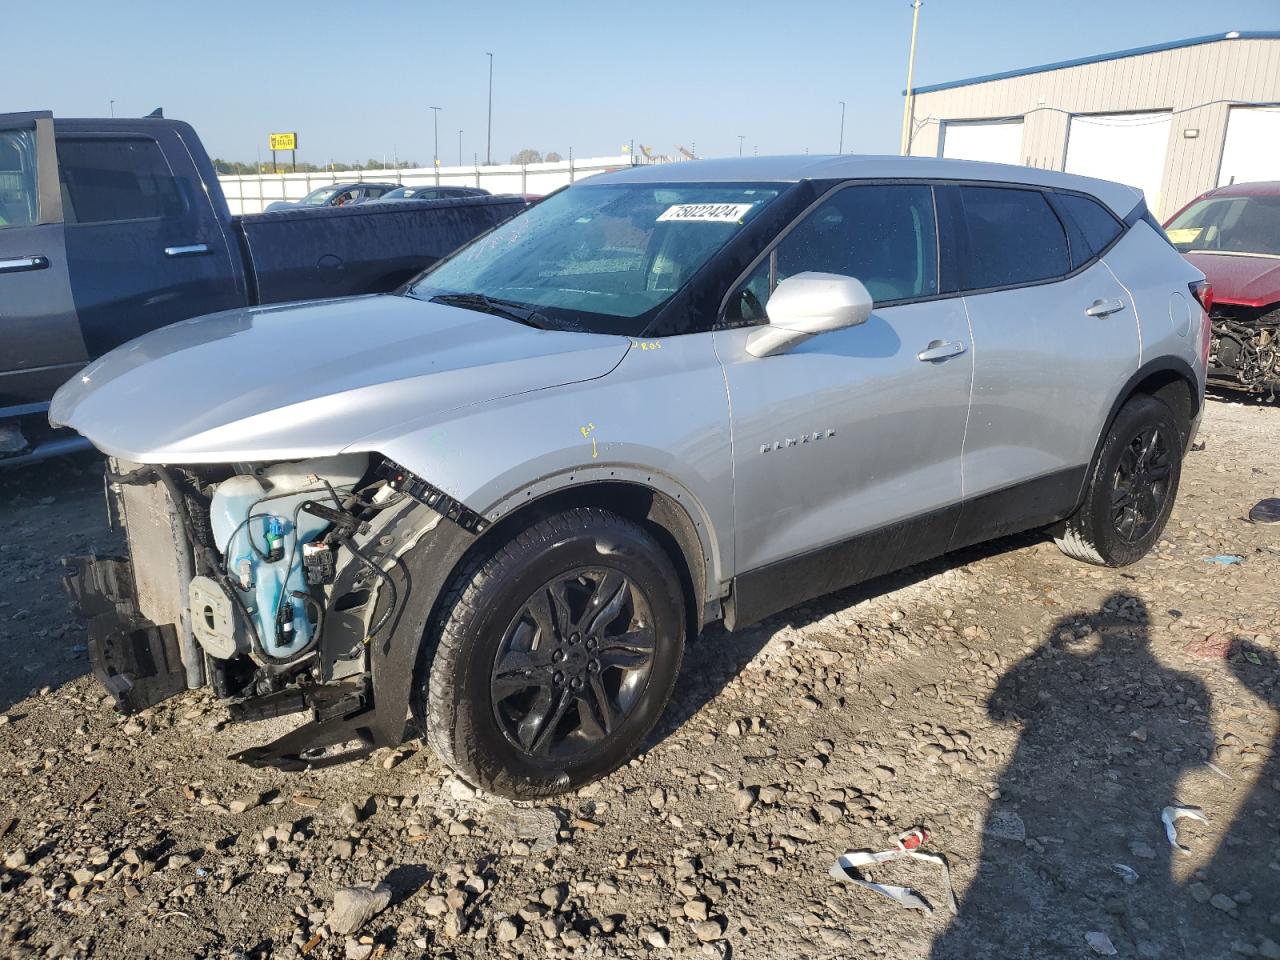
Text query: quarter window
1056 192 1123 265
959 186 1069 289
725 183 938 323
57 137 184 225
0 128 38 229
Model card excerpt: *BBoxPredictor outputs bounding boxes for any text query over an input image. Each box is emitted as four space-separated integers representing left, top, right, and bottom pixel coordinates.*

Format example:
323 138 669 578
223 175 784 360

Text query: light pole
900 0 923 156
109 99 115 118
458 129 463 166
485 52 494 165
430 106 441 183
737 135 745 156
838 101 846 154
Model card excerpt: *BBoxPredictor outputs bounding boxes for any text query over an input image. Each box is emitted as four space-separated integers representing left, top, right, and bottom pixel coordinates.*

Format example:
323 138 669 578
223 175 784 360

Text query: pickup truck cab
0 111 525 464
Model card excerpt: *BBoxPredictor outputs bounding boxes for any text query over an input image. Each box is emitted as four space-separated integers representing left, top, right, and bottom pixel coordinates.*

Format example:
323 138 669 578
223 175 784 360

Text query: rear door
56 122 243 357
0 112 87 409
951 183 1139 545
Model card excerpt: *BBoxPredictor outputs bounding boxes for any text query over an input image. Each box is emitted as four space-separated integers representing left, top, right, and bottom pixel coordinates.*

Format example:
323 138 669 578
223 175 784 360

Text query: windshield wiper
430 292 551 329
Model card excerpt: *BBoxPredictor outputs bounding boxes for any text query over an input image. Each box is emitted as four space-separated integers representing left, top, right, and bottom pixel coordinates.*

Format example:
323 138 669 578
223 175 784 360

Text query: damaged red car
1165 182 1280 394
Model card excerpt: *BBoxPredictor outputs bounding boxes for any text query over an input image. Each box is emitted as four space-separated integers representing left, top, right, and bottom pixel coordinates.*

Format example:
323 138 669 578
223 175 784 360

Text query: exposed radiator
112 459 203 689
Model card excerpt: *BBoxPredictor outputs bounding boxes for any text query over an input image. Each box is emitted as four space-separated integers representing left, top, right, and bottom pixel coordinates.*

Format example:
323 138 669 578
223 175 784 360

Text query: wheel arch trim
1076 354 1200 509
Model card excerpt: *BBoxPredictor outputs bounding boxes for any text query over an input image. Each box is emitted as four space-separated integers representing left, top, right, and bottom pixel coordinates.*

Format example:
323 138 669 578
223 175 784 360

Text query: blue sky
8 0 1277 165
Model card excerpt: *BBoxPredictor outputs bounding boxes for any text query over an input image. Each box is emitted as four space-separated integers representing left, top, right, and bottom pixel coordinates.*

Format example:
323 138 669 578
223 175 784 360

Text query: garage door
1219 106 1280 187
1064 111 1171 216
940 120 1024 165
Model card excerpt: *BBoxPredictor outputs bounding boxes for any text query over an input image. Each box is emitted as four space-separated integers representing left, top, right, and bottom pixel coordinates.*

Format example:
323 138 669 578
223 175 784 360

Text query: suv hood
51 295 630 463
1185 252 1280 307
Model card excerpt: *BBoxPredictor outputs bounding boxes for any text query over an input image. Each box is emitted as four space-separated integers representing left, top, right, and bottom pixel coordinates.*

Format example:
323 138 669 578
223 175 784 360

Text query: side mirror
745 272 873 358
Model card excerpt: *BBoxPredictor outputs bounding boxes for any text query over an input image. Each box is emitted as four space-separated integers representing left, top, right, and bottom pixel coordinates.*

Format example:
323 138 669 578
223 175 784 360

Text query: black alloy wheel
1110 425 1173 543
491 568 656 761
417 507 686 799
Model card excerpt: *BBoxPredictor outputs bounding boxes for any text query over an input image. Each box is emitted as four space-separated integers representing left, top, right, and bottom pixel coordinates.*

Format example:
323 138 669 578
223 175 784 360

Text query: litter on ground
1162 805 1209 853
830 828 958 915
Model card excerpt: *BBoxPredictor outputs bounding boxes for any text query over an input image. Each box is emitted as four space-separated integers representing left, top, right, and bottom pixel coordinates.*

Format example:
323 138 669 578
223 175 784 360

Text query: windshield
300 186 342 206
408 182 782 334
1166 194 1280 258
381 187 416 199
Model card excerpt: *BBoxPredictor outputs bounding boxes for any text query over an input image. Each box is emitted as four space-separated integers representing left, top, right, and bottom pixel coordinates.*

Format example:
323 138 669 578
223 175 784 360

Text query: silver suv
52 156 1209 798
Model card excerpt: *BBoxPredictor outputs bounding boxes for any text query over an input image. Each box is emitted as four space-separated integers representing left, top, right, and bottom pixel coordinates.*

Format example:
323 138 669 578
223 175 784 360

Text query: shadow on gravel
930 593 1224 959
0 451 114 713
1199 643 1280 945
650 531 1041 751
1206 387 1278 408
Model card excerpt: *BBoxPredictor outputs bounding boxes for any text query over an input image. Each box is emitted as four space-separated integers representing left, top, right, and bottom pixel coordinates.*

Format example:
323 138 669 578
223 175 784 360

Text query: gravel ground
0 396 1277 960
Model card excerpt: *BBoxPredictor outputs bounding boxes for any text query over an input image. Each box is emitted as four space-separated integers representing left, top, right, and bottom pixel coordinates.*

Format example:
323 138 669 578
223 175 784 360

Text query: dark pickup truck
0 111 526 464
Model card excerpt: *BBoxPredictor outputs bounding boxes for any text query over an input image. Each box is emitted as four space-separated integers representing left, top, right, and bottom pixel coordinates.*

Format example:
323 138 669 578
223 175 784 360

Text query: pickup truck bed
0 112 525 465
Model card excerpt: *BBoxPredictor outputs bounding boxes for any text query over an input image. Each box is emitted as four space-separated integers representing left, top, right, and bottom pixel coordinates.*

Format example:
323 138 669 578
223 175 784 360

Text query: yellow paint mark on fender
580 422 600 459
630 340 663 351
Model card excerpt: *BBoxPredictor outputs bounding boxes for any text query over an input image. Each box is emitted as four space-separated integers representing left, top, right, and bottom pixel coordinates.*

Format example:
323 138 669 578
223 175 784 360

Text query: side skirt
723 467 1084 631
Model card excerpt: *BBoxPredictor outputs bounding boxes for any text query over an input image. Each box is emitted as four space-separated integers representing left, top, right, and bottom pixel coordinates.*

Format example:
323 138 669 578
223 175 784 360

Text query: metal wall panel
907 38 1280 217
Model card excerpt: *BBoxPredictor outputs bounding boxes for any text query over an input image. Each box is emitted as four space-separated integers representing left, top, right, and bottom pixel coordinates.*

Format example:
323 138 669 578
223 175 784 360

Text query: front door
714 183 973 624
0 112 86 411
56 124 243 357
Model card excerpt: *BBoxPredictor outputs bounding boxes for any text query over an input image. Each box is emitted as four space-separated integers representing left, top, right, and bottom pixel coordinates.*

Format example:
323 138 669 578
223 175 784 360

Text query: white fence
219 154 639 215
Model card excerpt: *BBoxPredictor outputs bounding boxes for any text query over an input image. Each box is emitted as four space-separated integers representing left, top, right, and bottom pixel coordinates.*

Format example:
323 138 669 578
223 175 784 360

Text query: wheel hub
489 567 657 761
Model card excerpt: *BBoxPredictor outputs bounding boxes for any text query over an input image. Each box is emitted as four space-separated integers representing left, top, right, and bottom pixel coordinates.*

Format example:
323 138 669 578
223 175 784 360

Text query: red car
1164 182 1280 394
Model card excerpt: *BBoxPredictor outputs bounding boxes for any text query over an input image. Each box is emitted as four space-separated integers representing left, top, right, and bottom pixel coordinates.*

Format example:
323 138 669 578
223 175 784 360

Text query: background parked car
0 112 526 465
1164 181 1280 394
264 181 399 212
374 185 490 202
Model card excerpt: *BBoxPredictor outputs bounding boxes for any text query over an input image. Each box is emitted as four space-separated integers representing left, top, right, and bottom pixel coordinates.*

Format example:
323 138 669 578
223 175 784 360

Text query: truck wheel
1056 395 1183 566
415 507 685 799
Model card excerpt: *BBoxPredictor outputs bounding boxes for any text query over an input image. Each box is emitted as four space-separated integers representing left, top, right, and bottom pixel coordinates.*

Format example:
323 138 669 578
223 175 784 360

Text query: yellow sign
268 132 297 151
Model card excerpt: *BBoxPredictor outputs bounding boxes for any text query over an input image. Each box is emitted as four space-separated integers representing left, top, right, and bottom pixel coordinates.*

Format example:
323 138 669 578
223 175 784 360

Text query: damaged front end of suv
64 452 483 768
46 292 633 773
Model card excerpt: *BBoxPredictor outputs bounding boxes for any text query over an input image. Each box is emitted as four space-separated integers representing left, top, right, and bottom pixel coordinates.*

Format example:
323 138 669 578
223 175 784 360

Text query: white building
905 31 1280 217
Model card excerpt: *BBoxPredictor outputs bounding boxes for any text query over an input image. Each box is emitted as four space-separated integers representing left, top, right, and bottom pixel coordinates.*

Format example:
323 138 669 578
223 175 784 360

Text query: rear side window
959 186 1068 289
1056 192 1123 266
57 137 184 224
725 183 938 322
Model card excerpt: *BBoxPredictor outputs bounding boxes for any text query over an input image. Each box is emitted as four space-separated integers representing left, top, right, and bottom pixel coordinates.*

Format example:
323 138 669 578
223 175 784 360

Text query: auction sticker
657 203 754 223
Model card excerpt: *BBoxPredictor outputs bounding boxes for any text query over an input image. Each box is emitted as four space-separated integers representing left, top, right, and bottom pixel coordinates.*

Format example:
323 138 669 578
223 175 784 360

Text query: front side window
0 128 38 229
410 182 781 335
725 183 938 323
960 186 1069 289
57 137 183 225
1165 194 1280 258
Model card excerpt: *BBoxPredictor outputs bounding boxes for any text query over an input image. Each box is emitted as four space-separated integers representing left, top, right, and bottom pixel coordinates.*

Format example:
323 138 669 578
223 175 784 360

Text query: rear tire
414 507 685 799
1056 395 1183 566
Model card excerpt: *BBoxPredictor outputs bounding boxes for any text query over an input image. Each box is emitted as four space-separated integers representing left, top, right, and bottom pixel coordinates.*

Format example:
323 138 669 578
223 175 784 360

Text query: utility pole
737 135 745 156
430 106 441 183
458 129 463 166
485 52 494 165
838 101 846 153
900 0 923 156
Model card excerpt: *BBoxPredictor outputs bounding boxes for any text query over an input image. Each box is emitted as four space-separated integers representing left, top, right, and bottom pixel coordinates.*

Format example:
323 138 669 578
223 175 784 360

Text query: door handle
1085 298 1126 318
917 339 967 362
0 255 49 274
164 243 210 258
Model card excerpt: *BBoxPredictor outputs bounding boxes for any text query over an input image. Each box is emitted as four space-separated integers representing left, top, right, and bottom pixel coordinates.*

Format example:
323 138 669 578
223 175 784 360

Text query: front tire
1056 394 1183 566
415 507 686 799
